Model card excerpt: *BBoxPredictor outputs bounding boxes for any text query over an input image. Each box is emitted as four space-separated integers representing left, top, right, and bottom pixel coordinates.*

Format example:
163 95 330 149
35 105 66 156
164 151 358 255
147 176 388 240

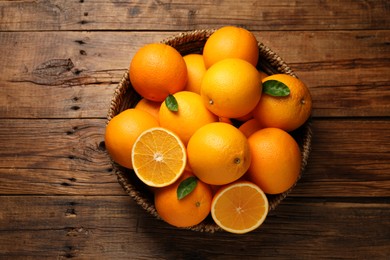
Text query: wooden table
1 1 389 259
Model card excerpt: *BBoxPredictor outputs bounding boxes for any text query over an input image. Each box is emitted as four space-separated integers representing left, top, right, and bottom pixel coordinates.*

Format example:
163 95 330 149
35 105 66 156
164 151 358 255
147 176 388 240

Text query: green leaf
177 176 198 200
165 94 178 112
262 80 290 97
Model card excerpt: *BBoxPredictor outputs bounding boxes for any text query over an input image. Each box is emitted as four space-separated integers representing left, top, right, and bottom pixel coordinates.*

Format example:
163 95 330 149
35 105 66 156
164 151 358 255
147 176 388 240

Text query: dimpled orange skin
159 91 218 145
129 43 187 102
187 122 251 185
253 74 312 132
154 172 213 228
134 98 161 123
183 54 207 94
203 26 259 69
201 58 262 119
246 128 302 195
238 118 263 138
104 109 159 169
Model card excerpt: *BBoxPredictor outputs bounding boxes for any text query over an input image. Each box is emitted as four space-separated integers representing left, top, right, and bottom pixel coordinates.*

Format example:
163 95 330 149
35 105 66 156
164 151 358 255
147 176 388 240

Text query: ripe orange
201 58 262 118
129 43 187 102
154 172 213 228
234 111 254 122
131 127 187 187
219 117 233 125
159 91 218 145
203 26 259 68
211 181 269 234
238 118 263 138
253 74 312 132
105 109 159 169
187 122 251 185
183 54 206 94
246 128 301 194
258 70 268 81
135 98 161 122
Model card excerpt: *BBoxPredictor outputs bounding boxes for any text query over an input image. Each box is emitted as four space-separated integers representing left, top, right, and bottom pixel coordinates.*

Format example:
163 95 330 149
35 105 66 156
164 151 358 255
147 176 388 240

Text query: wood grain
294 119 390 197
0 196 388 259
0 31 389 119
0 0 389 31
0 0 389 258
0 119 388 197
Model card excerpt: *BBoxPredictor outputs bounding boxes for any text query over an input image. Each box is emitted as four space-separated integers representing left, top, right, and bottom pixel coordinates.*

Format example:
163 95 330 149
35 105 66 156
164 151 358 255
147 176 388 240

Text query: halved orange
131 127 187 187
211 181 269 234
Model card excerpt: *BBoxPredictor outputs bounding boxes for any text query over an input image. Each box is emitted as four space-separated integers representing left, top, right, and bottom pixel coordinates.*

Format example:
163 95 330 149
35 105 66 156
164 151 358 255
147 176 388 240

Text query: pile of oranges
105 26 312 234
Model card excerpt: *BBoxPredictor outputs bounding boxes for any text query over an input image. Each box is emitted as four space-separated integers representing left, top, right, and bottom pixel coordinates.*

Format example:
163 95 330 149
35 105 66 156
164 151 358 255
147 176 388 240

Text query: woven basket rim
107 29 313 233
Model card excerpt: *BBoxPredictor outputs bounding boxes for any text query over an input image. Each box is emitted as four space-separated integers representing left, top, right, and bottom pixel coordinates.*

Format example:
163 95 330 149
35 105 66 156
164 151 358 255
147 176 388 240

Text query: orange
187 122 251 185
234 111 254 122
135 98 161 122
129 43 187 102
258 70 268 81
105 109 159 169
203 26 259 68
201 58 262 118
210 184 222 195
131 127 187 187
246 128 301 194
253 74 312 132
154 172 213 228
218 117 233 125
183 54 206 94
211 181 269 234
238 118 263 138
159 91 218 145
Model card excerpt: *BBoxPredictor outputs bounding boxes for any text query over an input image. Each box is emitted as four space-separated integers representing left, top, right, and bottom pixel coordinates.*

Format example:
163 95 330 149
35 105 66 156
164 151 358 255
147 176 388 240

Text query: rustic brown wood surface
0 0 389 259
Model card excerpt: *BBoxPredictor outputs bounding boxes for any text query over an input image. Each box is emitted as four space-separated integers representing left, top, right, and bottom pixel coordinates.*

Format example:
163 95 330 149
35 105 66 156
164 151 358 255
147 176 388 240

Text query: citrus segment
131 127 186 187
211 181 269 234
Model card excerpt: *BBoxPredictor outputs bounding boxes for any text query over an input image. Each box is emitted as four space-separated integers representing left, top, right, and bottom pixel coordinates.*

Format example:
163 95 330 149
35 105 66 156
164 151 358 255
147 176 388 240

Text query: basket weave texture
107 29 312 233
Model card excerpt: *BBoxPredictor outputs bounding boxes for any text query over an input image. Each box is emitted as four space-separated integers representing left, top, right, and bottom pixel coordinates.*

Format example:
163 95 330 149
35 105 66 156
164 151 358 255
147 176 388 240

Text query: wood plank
260 31 390 117
1 0 387 258
0 118 123 195
0 196 388 259
293 119 390 197
0 0 389 31
0 31 164 119
0 119 109 171
0 31 389 119
0 118 388 197
0 168 122 196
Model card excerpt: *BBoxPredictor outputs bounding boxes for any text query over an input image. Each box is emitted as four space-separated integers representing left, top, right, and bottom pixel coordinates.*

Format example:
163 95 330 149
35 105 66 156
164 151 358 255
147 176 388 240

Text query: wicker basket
107 29 312 233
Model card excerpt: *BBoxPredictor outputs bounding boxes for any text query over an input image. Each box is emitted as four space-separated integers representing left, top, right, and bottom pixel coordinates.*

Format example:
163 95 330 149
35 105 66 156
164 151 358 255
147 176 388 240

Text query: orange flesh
132 128 186 187
212 182 268 233
214 185 266 230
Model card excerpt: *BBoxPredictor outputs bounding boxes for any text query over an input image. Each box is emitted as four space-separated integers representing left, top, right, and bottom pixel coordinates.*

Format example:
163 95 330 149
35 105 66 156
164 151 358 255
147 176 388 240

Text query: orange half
211 181 269 234
131 127 187 187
